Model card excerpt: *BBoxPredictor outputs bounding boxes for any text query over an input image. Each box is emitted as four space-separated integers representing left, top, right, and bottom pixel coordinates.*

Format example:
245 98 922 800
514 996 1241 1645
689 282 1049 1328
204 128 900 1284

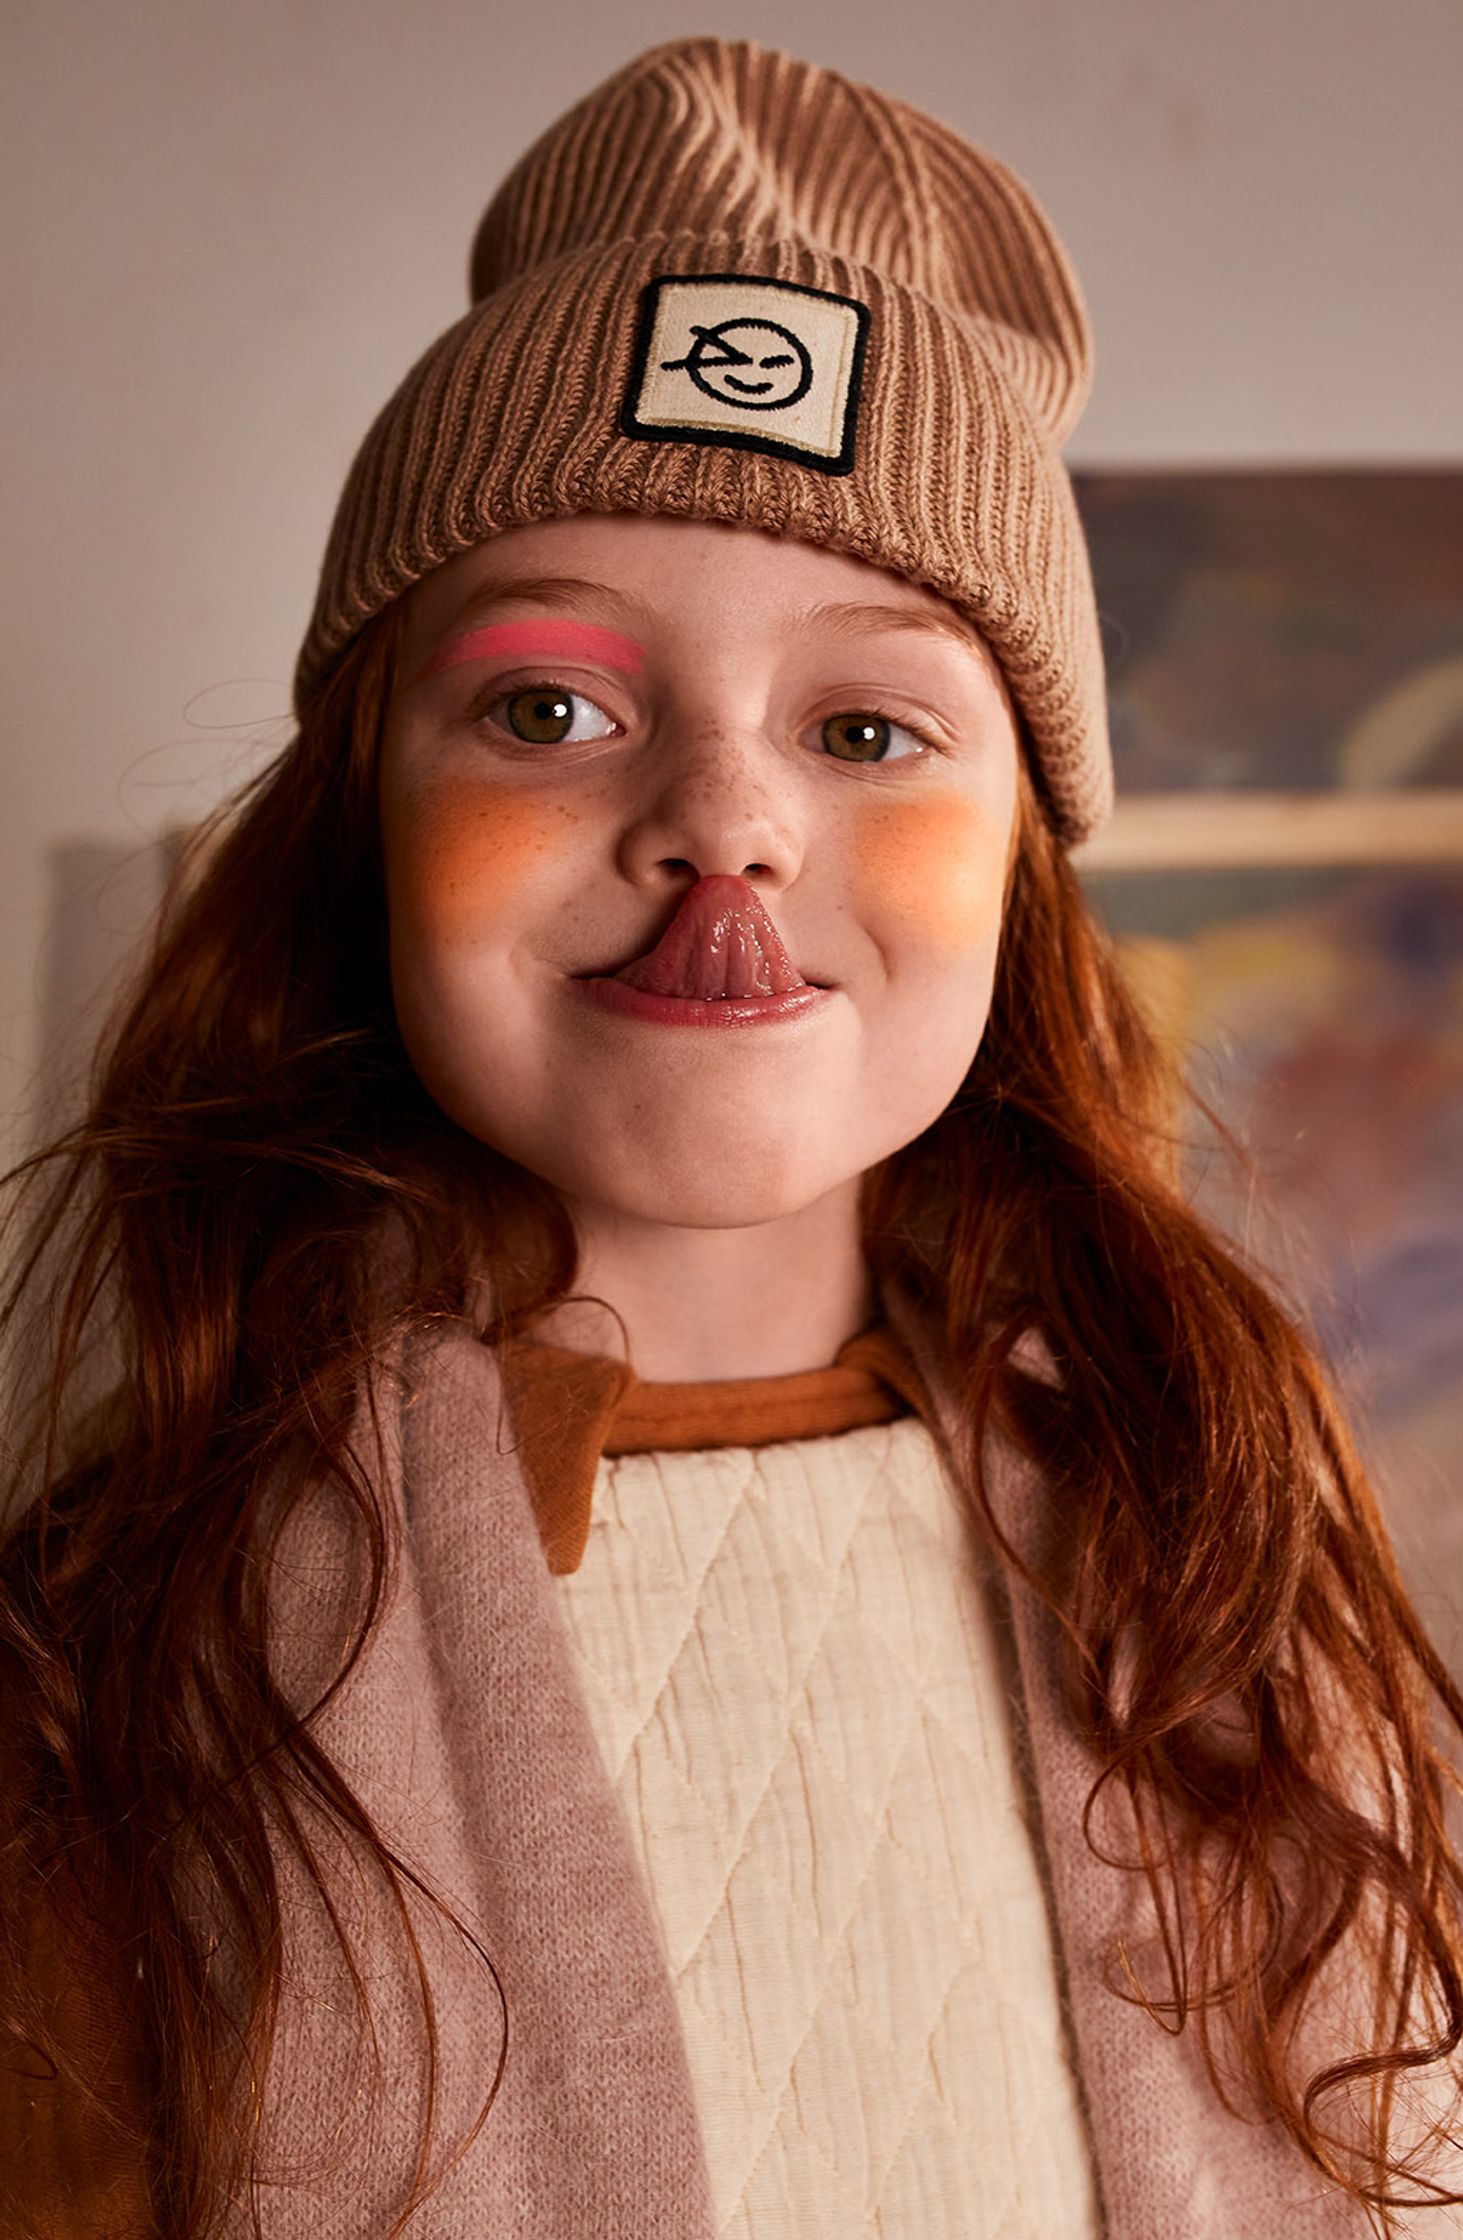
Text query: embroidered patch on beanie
621 273 869 475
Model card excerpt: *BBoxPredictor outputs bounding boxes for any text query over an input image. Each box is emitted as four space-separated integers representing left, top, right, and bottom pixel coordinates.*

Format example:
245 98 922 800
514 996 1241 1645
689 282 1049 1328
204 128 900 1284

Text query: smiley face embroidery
623 273 871 476
660 318 814 412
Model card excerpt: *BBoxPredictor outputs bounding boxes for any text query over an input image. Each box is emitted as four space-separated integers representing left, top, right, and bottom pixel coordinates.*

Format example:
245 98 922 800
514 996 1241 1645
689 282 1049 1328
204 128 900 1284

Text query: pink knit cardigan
240 1282 1378 2237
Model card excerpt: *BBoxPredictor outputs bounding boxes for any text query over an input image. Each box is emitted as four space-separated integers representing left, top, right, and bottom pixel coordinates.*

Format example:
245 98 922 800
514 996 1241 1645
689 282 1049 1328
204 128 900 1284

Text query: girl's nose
614 722 805 890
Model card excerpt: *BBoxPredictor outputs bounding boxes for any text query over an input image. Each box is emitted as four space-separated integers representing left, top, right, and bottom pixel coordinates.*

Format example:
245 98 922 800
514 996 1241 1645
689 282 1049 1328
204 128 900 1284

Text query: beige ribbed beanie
295 36 1112 844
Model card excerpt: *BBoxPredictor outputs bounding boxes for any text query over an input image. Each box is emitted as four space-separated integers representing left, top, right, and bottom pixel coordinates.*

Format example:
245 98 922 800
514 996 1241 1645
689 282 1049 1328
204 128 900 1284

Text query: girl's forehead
400 512 1003 684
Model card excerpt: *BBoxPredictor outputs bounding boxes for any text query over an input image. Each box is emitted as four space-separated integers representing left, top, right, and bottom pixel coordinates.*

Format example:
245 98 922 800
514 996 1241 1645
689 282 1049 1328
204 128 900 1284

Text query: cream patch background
631 277 864 464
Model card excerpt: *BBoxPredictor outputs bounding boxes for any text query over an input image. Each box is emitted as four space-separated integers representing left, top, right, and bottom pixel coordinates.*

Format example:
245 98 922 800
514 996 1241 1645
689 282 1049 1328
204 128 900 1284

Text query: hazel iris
823 714 893 762
506 688 575 744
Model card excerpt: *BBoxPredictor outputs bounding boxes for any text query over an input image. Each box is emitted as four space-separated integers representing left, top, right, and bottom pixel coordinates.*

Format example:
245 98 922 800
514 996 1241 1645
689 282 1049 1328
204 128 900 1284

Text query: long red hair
3 599 1461 2234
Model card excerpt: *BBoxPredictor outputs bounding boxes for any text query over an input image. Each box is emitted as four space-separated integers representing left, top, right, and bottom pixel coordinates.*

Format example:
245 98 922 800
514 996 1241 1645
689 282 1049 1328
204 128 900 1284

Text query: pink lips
577 876 828 1028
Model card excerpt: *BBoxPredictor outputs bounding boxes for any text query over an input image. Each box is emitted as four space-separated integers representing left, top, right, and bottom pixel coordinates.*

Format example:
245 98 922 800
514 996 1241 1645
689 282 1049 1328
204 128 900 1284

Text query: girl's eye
819 711 927 764
491 684 618 746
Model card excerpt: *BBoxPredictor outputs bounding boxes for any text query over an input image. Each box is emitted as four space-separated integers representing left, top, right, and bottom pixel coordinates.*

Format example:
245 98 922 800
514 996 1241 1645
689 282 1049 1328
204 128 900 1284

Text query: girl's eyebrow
798 599 994 665
411 617 646 689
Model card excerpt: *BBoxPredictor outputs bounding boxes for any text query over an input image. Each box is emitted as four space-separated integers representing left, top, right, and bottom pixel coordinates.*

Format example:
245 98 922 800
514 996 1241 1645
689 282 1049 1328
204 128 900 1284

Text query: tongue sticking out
610 874 809 1001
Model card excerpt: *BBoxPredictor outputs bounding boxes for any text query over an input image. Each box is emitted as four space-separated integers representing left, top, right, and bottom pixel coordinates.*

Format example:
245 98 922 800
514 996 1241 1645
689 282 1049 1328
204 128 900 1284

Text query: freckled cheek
383 783 565 952
850 794 1009 952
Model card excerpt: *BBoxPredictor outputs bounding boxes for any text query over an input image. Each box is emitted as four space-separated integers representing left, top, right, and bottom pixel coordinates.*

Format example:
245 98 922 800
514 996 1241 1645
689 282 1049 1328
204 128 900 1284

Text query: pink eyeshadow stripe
415 619 646 686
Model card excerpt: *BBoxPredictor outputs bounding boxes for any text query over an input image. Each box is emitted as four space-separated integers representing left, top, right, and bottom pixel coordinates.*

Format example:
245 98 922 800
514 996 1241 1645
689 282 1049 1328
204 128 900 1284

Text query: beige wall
3 0 1462 1151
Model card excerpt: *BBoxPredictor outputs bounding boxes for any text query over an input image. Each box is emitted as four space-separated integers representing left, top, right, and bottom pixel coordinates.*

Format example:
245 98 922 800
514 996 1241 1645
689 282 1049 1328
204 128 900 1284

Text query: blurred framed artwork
1072 469 1463 1655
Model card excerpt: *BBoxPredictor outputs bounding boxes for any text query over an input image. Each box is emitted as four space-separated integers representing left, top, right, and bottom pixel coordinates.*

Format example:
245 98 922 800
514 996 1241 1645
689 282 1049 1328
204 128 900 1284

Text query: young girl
3 35 1461 2240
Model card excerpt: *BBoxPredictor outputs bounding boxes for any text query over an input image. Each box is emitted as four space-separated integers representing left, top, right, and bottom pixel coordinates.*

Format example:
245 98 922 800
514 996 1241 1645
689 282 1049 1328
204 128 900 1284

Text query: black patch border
620 272 870 478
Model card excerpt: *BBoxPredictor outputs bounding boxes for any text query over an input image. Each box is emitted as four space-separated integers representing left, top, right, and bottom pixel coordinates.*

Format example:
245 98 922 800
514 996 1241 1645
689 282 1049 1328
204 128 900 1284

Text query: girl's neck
527 1179 873 1382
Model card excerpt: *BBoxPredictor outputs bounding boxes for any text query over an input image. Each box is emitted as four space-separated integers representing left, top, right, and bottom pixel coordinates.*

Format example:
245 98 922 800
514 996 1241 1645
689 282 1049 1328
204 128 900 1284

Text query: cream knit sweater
553 1414 1101 2237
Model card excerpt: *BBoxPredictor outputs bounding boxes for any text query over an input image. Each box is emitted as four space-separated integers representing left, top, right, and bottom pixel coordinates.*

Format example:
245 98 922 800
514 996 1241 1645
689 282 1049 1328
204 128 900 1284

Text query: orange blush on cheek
388 780 565 946
851 794 1007 950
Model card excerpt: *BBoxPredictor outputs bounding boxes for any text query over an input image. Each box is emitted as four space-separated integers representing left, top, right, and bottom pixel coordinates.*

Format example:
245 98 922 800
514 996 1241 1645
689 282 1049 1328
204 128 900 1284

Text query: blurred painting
1071 471 1463 1660
1074 469 1463 796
